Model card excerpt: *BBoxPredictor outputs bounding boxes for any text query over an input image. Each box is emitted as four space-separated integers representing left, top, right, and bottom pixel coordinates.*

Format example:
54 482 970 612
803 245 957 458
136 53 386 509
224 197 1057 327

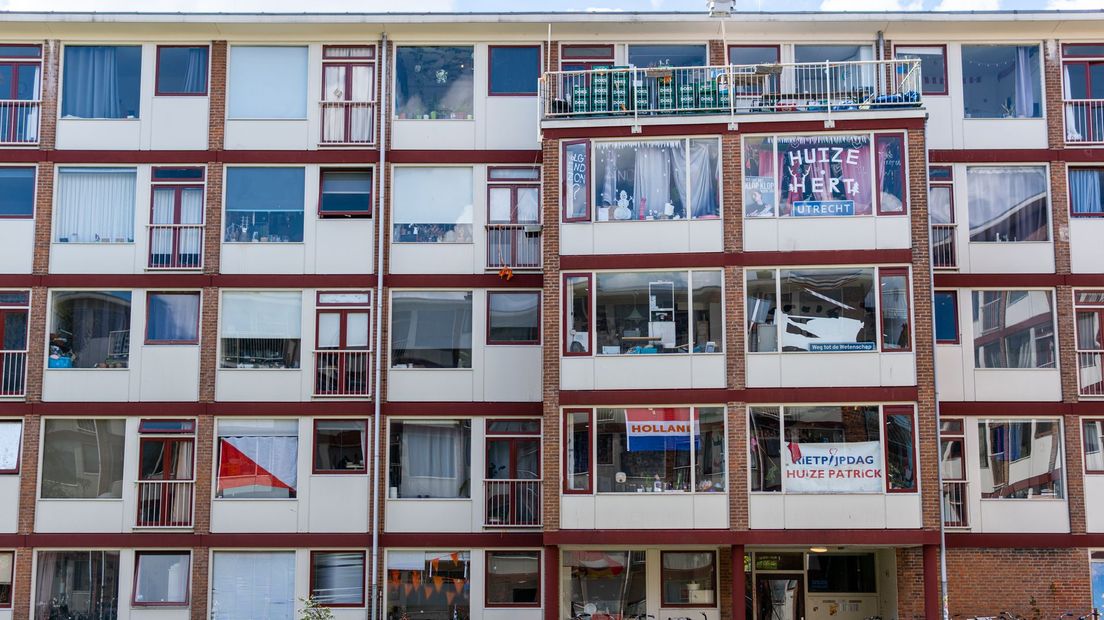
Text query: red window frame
875 132 908 216
562 273 592 357
144 291 201 345
883 405 918 493
562 139 591 223
1075 306 1104 352
137 419 196 434
317 290 372 307
0 420 21 475
1069 167 1104 218
131 550 191 607
878 267 912 352
318 168 374 218
149 167 205 269
312 418 368 475
0 166 35 220
488 45 542 97
484 549 542 608
559 44 614 71
487 290 541 346
487 180 540 224
154 45 210 97
0 549 11 608
1083 418 1104 475
0 294 29 352
320 46 377 144
136 434 195 527
659 550 718 608
562 409 592 495
892 44 948 96
486 418 542 436
309 549 367 608
940 417 966 483
0 47 41 145
928 169 955 224
934 290 960 345
315 307 372 351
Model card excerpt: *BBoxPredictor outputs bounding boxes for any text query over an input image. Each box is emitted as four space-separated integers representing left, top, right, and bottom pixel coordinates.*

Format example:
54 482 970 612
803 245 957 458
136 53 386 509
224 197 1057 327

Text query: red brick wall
945 548 1092 618
896 547 926 620
541 135 562 533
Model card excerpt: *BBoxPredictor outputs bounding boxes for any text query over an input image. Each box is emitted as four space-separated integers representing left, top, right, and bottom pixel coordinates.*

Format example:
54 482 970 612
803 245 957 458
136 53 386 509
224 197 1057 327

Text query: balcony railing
0 350 27 397
486 224 542 271
541 58 921 121
148 224 204 270
1064 99 1104 144
942 480 969 528
0 100 40 145
932 223 958 269
313 350 372 398
136 479 195 528
484 479 542 528
1078 351 1104 397
320 101 376 145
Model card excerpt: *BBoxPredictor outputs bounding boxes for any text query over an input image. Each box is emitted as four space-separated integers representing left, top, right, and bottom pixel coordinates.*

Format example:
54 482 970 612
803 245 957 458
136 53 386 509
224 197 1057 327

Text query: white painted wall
0 219 34 274
559 493 728 530
1069 218 1104 274
744 216 910 252
315 219 375 274
561 219 724 256
138 346 200 401
0 475 19 533
746 352 915 388
560 354 725 391
1085 475 1104 532
748 493 922 529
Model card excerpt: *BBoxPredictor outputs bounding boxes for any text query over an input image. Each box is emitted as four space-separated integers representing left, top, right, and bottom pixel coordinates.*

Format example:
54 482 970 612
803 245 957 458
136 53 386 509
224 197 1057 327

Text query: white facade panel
385 499 474 532
50 243 140 274
220 243 309 275
388 369 476 402
560 495 596 529
214 369 307 401
224 120 311 150
935 345 967 402
560 357 595 391
0 220 34 274
0 476 19 533
1085 475 1104 532
35 499 126 533
138 346 200 401
210 499 299 532
975 499 1069 533
390 243 478 275
483 346 542 401
1069 218 1104 274
967 242 1055 274
962 119 1048 150
149 96 209 150
315 219 375 274
42 368 132 402
392 120 477 150
55 119 142 150
973 369 1062 401
484 97 539 150
306 475 371 532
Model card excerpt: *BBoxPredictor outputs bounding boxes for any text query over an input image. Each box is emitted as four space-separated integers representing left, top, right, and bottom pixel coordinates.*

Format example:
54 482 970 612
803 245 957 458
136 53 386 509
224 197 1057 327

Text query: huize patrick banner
783 440 883 493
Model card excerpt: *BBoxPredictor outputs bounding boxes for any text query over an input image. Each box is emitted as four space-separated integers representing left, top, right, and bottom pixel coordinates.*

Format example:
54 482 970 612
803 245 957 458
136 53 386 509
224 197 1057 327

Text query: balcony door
0 304 27 396
137 436 195 527
485 419 541 527
315 305 371 397
487 167 540 270
0 46 41 144
321 46 376 144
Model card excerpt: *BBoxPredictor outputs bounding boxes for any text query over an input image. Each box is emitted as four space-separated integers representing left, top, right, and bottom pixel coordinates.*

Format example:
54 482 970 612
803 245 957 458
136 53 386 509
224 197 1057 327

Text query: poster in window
777 134 872 217
783 440 883 493
744 175 776 217
564 141 589 221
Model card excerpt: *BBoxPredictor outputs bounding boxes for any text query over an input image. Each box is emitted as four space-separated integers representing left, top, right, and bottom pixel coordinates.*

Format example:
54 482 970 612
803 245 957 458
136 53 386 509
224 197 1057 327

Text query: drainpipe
876 30 885 95
370 31 389 620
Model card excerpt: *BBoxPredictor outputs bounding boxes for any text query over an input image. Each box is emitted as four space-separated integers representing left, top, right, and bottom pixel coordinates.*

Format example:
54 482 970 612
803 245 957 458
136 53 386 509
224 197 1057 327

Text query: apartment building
0 8 1102 620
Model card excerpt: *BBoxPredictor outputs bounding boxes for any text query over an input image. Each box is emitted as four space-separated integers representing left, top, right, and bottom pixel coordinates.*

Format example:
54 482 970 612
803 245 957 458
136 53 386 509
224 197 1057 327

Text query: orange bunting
411 571 421 588
433 575 444 592
423 584 434 598
431 557 440 571
445 590 457 606
453 578 466 592
450 552 459 563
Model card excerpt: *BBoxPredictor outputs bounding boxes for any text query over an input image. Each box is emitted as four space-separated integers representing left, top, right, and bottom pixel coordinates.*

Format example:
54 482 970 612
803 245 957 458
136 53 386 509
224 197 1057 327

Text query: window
388 419 471 498
386 551 470 619
895 45 947 95
488 291 540 345
0 421 19 474
390 291 472 369
967 166 1049 242
0 45 41 143
55 167 136 243
133 551 190 606
661 551 716 606
934 291 959 344
1084 420 1103 474
1062 45 1104 142
155 46 208 96
228 46 308 119
0 551 9 606
880 268 911 351
793 45 874 93
35 551 120 617
321 46 376 144
807 554 876 593
962 45 1041 119
224 167 304 243
487 167 540 269
216 419 298 499
564 274 591 355
392 167 473 243
486 550 540 606
212 551 295 620
0 291 28 397
149 167 204 269
971 290 1055 369
564 551 647 619
592 138 720 221
310 551 365 607
62 45 141 119
49 290 132 368
978 419 1064 499
562 140 590 222
315 291 372 396
728 45 780 66
220 291 302 369
146 291 200 344
0 167 34 217
395 46 474 120
576 270 722 356
40 419 125 498
489 46 540 96
627 44 706 69
137 422 195 527
876 134 907 214
728 46 781 93
564 411 591 493
314 420 367 473
559 44 613 72
1070 168 1104 216
750 405 912 494
319 170 372 217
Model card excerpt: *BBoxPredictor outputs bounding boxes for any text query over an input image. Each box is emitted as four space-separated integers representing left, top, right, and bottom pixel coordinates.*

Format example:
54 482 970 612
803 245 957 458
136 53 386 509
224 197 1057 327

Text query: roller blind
221 292 302 339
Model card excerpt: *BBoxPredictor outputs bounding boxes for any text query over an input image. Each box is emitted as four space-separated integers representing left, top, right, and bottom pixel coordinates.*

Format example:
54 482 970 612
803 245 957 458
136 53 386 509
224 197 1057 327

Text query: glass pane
2 310 27 350
488 292 540 343
1077 312 1102 350
896 46 947 95
1070 168 1104 215
1084 420 1103 472
217 428 299 499
689 139 721 219
962 45 1041 118
729 46 779 65
489 46 540 95
971 290 1055 369
941 438 964 480
565 412 591 491
135 553 190 604
779 268 877 352
390 291 473 368
36 552 121 617
596 408 692 492
312 552 364 605
977 419 1064 498
696 407 726 492
346 312 370 348
323 64 347 101
967 166 1049 242
517 187 539 223
929 186 953 224
228 46 308 119
317 313 341 349
628 44 706 68
749 407 781 492
747 270 777 352
395 46 474 119
486 551 539 605
62 46 141 119
880 273 911 351
0 421 22 472
157 46 208 95
392 167 473 243
564 551 647 619
55 168 137 243
147 292 200 343
776 135 873 217
225 167 305 243
565 276 590 354
876 134 906 213
691 271 723 353
596 271 688 355
564 141 589 220
212 551 295 620
15 64 38 100
886 413 916 490
386 551 470 618
594 140 687 221
41 419 126 498
806 555 876 593
314 420 366 472
783 406 881 493
489 186 512 222
744 137 776 217
662 552 715 605
934 291 958 342
388 420 471 498
50 290 132 368
320 171 372 215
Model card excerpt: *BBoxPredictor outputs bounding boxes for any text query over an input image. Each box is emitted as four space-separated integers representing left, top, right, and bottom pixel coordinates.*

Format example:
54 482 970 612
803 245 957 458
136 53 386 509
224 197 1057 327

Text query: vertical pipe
370 31 389 620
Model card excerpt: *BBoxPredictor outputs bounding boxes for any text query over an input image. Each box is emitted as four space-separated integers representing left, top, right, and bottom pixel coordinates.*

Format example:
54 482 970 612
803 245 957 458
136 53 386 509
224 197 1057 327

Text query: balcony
136 479 195 528
942 480 969 528
313 350 372 398
1064 99 1104 144
148 224 204 270
486 224 542 271
484 479 541 528
932 223 958 269
320 101 376 145
1077 351 1104 397
0 100 40 145
0 350 27 397
541 58 921 123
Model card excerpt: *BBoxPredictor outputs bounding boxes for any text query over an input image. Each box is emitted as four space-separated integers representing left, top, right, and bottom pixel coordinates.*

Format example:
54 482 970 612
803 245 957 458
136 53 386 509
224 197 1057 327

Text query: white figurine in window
613 190 632 220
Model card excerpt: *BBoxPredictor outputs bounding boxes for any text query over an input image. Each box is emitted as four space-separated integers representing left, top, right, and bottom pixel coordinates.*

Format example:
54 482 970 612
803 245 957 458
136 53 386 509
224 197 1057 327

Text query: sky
0 0 1102 13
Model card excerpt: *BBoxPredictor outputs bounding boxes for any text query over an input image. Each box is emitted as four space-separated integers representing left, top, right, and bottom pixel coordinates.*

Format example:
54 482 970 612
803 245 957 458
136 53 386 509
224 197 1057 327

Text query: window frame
934 290 961 345
389 290 474 370
879 267 913 352
1084 418 1104 475
312 419 368 475
60 44 142 120
563 273 592 357
971 289 1057 370
487 45 542 97
486 290 541 346
391 165 475 244
487 170 540 224
319 45 377 145
0 420 21 475
318 168 374 219
964 164 1051 243
874 132 909 216
392 44 476 121
726 44 781 65
484 549 541 608
39 418 126 499
960 43 1044 120
562 409 593 495
892 44 948 96
215 418 299 500
0 549 11 608
53 166 138 244
562 139 592 223
659 550 718 608
218 290 303 370
144 291 201 345
0 166 36 219
154 45 210 97
883 405 918 493
1068 166 1104 218
559 44 614 71
309 549 367 608
977 418 1066 500
223 166 307 244
227 45 309 120
387 418 473 499
47 290 133 369
929 166 955 223
131 550 191 607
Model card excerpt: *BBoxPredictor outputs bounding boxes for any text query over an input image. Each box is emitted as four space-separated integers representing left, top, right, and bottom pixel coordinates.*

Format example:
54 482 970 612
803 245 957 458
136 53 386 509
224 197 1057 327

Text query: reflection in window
966 166 1048 242
661 552 716 606
134 551 190 605
146 291 200 344
488 291 540 344
389 420 471 498
565 411 591 492
220 291 302 369
978 419 1064 499
156 46 208 95
971 290 1055 369
807 554 876 593
594 271 722 355
40 419 125 498
49 291 132 368
386 551 470 620
749 407 781 492
224 167 305 243
489 46 540 96
1070 168 1104 216
391 291 472 369
593 138 720 221
627 44 706 68
35 551 120 618
314 420 367 473
565 276 591 354
1083 420 1103 473
216 419 298 499
395 46 474 119
934 291 959 343
0 167 35 217
228 46 308 119
778 269 877 353
895 46 947 95
885 410 917 491
1093 552 1104 619
962 45 1041 119
564 551 647 620
392 167 474 243
486 550 540 605
311 551 365 606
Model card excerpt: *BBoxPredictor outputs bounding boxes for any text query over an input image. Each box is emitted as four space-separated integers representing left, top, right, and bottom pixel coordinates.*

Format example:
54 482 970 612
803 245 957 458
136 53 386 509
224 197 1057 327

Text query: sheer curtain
0 422 19 471
966 166 1049 241
400 421 469 498
212 552 295 620
688 139 719 218
55 168 136 243
1070 168 1103 215
634 141 683 219
183 47 207 93
1014 46 1039 119
217 419 299 498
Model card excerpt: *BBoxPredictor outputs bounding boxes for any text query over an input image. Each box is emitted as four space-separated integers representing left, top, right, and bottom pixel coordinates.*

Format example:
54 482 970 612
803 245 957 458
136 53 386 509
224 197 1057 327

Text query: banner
777 134 872 216
783 441 883 493
624 407 693 452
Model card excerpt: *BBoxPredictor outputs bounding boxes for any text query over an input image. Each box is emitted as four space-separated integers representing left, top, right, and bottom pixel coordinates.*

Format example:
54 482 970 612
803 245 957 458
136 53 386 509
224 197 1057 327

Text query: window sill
227 117 308 121
218 367 301 371
972 367 1058 371
223 241 306 245
391 240 474 245
592 352 724 358
390 366 472 371
978 497 1066 502
53 241 135 245
38 497 123 502
590 491 726 496
393 117 475 122
387 496 471 501
212 497 298 502
59 117 140 121
45 367 130 371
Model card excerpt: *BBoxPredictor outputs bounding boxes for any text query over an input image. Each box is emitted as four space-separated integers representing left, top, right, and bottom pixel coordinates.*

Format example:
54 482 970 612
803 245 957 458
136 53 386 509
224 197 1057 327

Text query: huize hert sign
778 134 872 216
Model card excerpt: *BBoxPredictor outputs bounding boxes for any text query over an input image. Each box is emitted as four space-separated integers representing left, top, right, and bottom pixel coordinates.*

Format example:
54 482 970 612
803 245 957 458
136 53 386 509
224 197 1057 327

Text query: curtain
1014 46 1038 119
55 168 136 243
51 291 132 369
218 434 298 498
146 293 199 342
1071 168 1104 215
313 552 364 605
183 47 207 93
0 422 19 471
150 187 175 257
392 167 473 225
228 46 308 119
221 291 302 339
633 142 683 219
966 166 1048 242
63 46 121 118
688 139 720 218
400 421 469 498
212 552 295 620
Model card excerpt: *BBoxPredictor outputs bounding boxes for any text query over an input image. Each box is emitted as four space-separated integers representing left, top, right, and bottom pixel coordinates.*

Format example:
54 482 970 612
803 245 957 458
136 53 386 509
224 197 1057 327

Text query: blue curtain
62 46 141 119
1071 168 1104 215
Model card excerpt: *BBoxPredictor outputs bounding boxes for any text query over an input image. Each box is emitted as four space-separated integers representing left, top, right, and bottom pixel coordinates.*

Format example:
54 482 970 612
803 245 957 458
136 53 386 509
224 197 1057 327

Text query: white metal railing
942 480 969 528
147 224 204 270
320 101 376 145
1064 99 1104 144
1078 351 1104 397
932 223 958 269
0 350 27 397
486 224 542 271
313 350 372 397
541 58 921 120
484 479 542 527
135 479 195 528
0 100 40 145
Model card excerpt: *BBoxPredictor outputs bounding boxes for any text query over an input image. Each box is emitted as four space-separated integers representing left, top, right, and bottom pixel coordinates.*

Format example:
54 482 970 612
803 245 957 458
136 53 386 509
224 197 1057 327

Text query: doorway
756 574 804 620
